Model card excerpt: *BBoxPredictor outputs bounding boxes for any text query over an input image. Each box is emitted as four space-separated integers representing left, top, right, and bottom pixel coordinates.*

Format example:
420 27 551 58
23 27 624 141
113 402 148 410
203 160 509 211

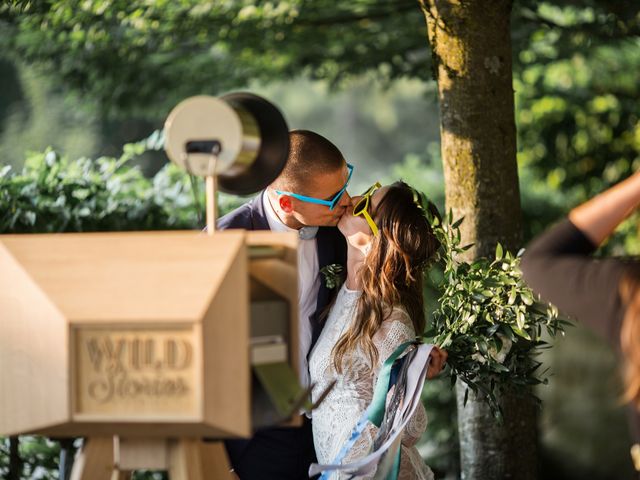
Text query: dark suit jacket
217 193 347 479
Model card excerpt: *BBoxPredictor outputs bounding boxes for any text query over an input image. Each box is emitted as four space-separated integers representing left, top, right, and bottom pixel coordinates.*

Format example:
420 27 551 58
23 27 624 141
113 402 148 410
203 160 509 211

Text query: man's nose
338 191 352 208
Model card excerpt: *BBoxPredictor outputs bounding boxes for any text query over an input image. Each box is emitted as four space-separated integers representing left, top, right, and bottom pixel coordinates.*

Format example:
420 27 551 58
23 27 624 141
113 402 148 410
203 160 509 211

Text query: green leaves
320 263 345 290
425 212 565 418
2 0 431 115
0 133 202 234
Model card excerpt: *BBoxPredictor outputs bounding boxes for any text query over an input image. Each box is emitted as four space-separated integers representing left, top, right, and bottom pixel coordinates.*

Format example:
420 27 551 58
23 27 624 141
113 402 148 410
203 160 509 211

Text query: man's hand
426 346 448 379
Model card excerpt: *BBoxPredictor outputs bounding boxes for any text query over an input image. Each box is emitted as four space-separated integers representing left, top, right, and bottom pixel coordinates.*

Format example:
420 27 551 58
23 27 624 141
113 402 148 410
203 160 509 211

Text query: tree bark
420 0 522 260
419 1 537 478
456 383 538 480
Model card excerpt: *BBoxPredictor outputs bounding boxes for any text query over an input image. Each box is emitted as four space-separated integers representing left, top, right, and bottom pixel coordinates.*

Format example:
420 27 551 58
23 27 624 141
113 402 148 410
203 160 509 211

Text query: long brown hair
332 181 440 373
619 271 640 408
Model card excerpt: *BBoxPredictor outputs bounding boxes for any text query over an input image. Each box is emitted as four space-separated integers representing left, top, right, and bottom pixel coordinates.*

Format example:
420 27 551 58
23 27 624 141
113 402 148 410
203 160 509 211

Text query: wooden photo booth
0 229 302 479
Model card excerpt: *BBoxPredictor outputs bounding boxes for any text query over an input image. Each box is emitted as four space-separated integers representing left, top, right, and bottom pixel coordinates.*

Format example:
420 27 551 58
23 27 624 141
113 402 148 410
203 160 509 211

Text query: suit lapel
249 192 270 231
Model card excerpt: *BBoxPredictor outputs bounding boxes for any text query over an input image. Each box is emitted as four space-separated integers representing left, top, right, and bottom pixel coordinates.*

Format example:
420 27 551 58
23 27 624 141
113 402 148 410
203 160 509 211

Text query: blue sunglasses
275 163 354 211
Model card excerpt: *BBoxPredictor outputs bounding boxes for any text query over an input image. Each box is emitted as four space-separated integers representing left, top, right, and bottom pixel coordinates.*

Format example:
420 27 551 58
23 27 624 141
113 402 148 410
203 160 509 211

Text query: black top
521 218 640 450
521 218 633 345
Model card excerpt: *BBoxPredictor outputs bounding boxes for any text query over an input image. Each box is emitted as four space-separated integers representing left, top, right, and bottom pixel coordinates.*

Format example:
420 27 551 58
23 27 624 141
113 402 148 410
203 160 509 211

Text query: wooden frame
0 230 300 438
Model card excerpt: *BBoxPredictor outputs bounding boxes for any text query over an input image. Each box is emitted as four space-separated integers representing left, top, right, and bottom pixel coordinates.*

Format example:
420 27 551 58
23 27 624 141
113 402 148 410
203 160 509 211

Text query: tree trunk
420 0 522 260
456 383 538 480
419 1 537 478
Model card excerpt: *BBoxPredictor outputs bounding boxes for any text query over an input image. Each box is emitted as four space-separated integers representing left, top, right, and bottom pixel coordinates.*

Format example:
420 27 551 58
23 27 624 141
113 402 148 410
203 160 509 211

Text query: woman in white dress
309 181 447 479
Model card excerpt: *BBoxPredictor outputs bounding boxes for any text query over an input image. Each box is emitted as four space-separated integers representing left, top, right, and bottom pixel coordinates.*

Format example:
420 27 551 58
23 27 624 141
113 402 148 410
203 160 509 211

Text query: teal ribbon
389 445 401 480
316 340 417 480
369 340 415 480
368 340 415 427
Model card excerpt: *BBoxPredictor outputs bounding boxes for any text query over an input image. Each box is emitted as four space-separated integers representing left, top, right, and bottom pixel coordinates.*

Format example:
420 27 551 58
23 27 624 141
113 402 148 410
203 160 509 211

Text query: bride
309 180 447 479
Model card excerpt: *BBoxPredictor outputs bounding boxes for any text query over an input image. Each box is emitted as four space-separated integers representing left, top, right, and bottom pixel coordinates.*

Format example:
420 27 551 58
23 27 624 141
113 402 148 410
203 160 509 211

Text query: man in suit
217 129 352 479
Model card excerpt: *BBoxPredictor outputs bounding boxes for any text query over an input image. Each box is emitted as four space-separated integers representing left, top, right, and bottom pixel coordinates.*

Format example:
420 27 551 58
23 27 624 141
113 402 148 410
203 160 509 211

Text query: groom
217 129 352 479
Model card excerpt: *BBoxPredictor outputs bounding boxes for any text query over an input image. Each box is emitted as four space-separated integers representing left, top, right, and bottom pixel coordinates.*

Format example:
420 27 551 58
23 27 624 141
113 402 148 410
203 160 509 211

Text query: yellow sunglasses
353 182 382 236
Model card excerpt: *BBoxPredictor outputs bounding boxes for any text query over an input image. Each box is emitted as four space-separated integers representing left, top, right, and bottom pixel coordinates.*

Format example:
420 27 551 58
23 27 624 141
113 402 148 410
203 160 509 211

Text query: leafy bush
427 212 565 417
0 134 200 234
0 130 251 236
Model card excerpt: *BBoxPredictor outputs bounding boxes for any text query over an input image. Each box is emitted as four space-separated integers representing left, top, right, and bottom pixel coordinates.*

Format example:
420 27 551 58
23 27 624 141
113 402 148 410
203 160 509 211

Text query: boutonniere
320 263 345 290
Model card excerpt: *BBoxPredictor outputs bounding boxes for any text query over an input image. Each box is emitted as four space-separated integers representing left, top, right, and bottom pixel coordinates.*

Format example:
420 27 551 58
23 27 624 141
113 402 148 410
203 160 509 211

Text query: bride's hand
426 346 448 379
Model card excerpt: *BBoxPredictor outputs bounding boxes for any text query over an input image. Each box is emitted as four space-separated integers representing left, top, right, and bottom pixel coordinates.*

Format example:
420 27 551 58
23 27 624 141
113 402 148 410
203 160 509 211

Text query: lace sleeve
372 308 416 363
374 309 427 447
403 401 427 446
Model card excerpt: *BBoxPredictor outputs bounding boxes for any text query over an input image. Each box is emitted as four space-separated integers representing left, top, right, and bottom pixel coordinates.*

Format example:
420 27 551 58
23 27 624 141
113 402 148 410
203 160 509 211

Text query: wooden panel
69 437 116 480
246 231 298 251
247 231 302 428
168 439 205 480
0 230 303 437
0 243 69 436
72 325 201 420
202 239 251 437
115 437 168 470
198 441 235 480
0 231 245 322
247 232 300 380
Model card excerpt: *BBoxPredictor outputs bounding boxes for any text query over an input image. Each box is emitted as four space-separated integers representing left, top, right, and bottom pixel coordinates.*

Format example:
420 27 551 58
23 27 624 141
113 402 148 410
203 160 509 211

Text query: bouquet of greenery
425 211 566 417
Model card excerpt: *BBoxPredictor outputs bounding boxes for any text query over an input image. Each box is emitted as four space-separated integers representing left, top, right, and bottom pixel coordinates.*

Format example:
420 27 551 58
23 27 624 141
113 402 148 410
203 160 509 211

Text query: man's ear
279 195 294 213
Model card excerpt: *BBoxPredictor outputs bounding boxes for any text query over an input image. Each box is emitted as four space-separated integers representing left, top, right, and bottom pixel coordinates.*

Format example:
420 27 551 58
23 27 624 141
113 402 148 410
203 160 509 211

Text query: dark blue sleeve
216 203 253 231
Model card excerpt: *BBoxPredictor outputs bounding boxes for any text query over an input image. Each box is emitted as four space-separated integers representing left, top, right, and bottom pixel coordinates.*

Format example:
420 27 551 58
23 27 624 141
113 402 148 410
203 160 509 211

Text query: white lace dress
308 284 434 480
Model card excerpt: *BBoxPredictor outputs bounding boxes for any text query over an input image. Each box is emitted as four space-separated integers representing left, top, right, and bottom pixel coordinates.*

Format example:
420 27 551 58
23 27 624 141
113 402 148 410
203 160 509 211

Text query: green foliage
427 212 565 418
0 132 202 234
0 439 7 478
0 437 68 480
418 375 459 477
0 60 102 170
0 0 429 116
320 263 345 290
1 0 638 118
515 3 640 203
18 437 63 479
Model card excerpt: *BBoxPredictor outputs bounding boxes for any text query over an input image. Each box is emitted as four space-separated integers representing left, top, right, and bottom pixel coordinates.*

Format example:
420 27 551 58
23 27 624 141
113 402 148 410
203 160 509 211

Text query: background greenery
1 0 639 478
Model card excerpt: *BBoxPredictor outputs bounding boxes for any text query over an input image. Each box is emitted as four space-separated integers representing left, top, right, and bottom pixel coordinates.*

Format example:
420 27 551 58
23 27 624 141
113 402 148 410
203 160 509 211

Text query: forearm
569 171 640 246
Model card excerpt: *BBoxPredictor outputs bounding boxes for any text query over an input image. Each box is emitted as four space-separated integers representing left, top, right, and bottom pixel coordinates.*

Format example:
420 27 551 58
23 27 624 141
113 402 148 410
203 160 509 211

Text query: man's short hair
272 130 345 193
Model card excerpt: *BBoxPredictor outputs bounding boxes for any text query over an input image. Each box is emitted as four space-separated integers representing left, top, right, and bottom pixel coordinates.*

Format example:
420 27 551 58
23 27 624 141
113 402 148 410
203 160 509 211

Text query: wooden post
206 174 218 235
71 437 234 480
70 438 116 480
